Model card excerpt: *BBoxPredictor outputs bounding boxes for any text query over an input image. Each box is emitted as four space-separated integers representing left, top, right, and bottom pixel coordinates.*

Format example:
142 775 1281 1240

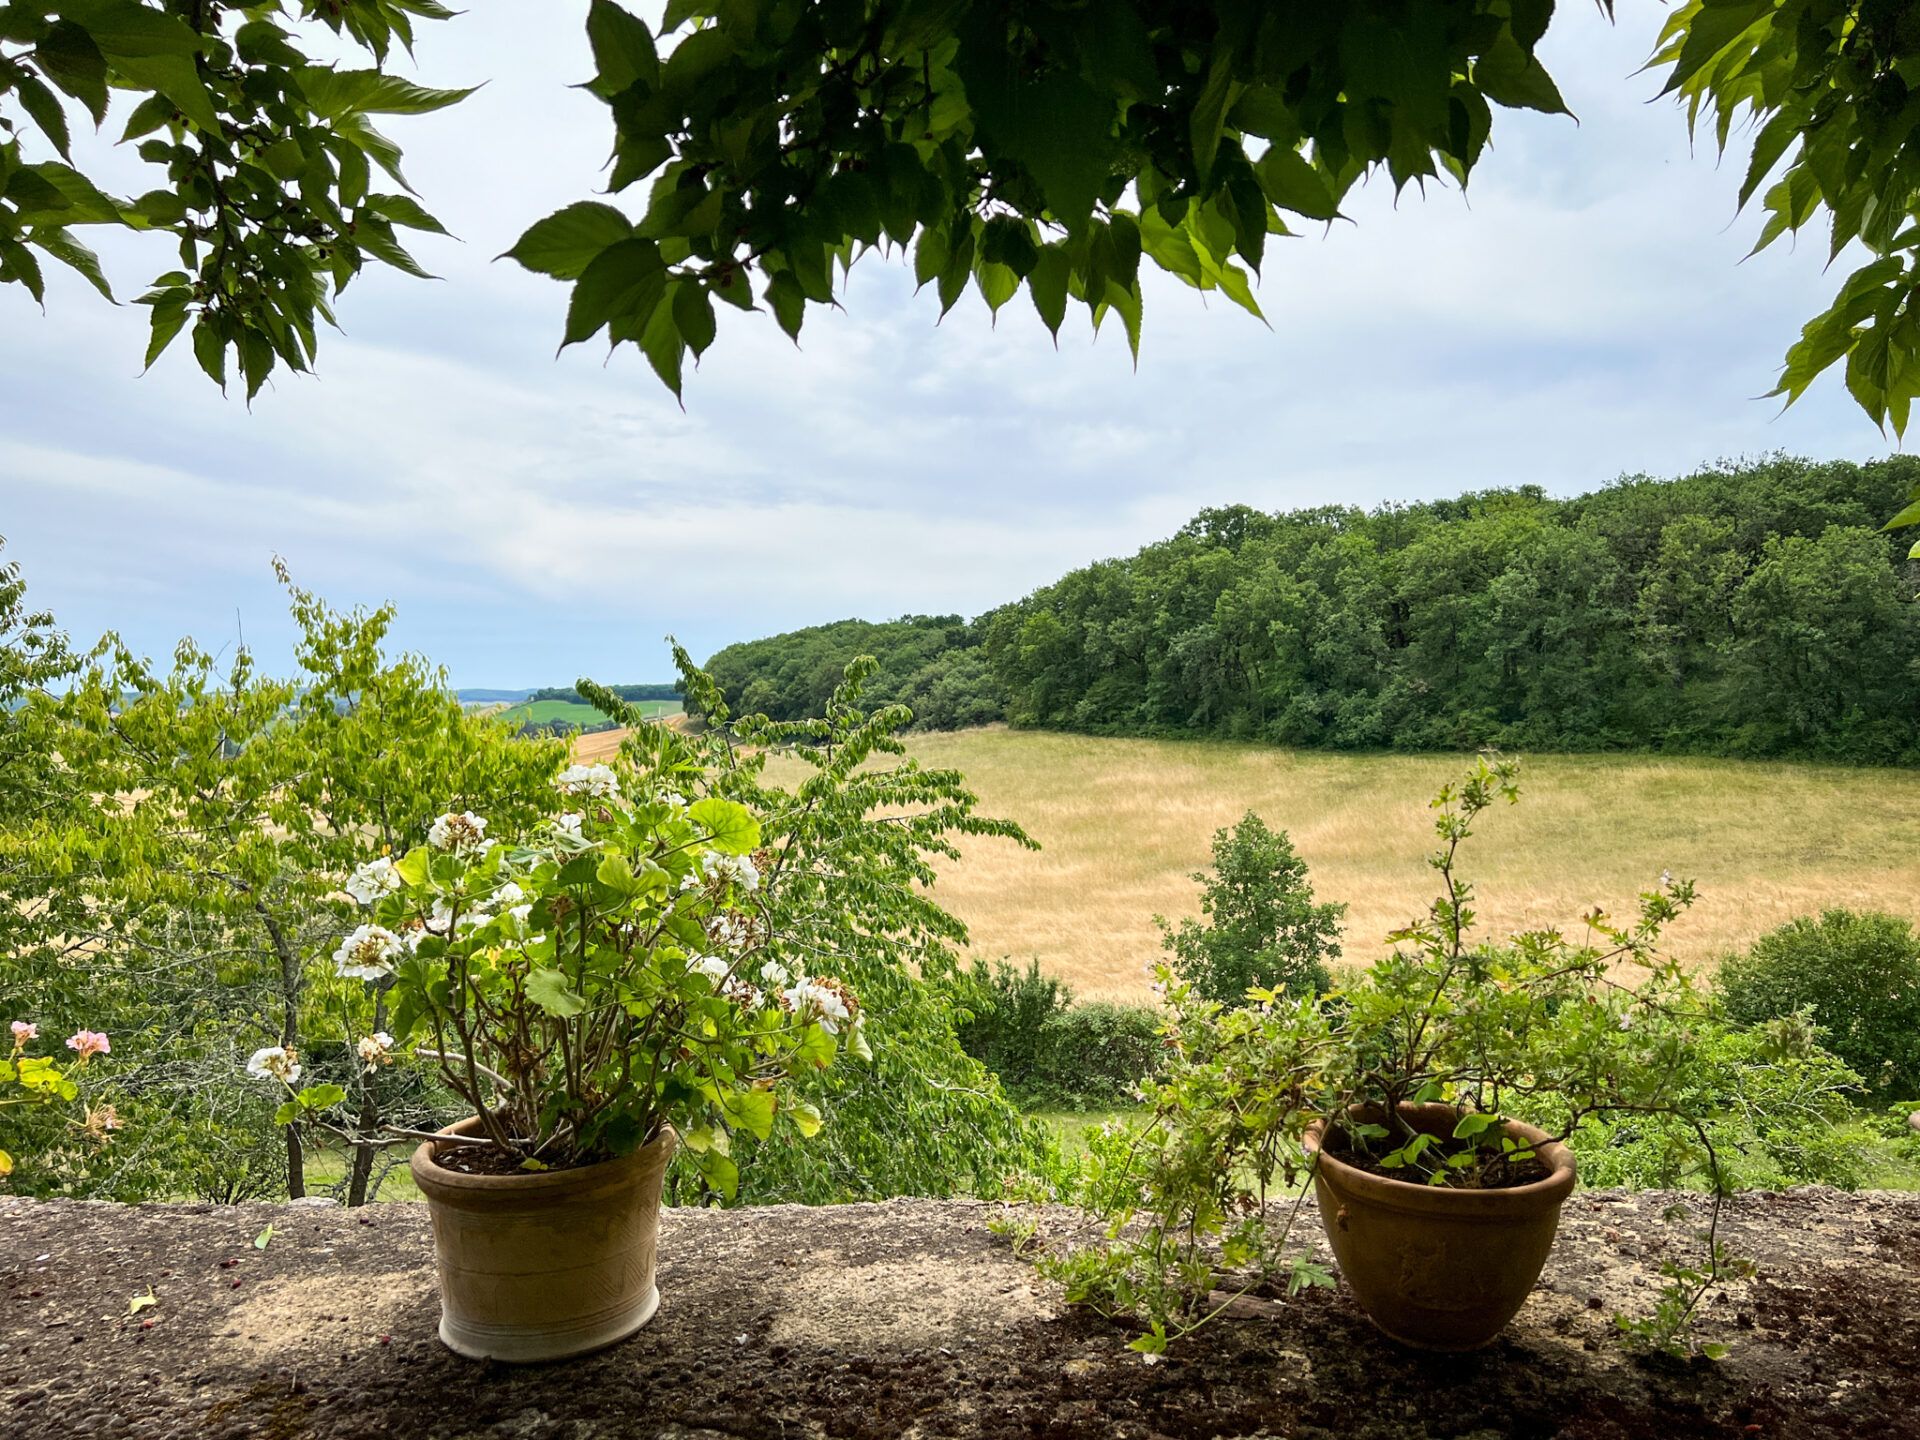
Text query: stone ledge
3 1188 1917 1439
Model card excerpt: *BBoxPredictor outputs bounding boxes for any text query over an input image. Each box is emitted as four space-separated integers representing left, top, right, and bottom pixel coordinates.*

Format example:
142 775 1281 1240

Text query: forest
704 456 1920 762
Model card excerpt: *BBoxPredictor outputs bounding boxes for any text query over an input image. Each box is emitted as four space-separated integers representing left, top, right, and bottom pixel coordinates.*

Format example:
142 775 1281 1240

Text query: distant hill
456 688 536 704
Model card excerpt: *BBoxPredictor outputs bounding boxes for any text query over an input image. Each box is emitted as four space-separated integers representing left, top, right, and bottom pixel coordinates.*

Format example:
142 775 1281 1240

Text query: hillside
708 456 1920 764
813 728 1920 1001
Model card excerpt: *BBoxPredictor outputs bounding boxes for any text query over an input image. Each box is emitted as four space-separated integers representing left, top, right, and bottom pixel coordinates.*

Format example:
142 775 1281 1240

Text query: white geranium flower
759 960 791 987
783 978 852 1034
555 812 584 839
333 924 403 981
702 851 761 893
554 763 619 799
245 1045 301 1085
508 903 533 927
427 811 488 853
662 791 688 809
344 856 402 906
690 954 731 986
356 1032 395 1068
494 881 526 907
428 897 491 935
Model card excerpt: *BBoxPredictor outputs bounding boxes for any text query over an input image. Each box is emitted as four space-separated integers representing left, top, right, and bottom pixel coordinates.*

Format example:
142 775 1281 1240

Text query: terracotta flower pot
1304 1102 1575 1351
410 1118 677 1363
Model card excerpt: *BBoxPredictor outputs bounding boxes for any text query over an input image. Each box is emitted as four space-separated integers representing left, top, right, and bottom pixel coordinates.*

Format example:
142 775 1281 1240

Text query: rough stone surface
3 1188 1919 1439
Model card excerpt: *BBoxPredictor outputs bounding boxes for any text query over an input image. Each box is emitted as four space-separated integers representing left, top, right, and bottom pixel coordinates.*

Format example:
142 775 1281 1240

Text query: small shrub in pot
264 758 866 1361
1044 756 1738 1358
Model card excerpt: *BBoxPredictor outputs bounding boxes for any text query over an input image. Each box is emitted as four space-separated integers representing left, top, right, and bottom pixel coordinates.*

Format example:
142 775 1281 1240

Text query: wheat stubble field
877 728 1920 1001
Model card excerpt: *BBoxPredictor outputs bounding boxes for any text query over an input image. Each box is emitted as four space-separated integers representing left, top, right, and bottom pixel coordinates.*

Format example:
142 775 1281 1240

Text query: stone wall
3 1188 1917 1439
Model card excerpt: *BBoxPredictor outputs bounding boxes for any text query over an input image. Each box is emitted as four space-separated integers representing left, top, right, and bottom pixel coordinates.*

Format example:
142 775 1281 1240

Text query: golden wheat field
580 724 1920 1002
879 728 1920 1002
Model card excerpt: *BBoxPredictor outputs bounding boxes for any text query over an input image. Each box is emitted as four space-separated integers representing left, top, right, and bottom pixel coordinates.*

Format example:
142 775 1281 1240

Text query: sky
0 5 1902 688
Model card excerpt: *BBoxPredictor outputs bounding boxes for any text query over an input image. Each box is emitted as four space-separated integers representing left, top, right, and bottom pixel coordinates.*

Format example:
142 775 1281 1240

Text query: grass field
869 728 1920 1002
501 698 682 728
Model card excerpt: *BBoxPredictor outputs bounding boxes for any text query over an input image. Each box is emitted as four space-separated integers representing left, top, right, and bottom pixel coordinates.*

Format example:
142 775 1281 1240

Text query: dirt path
3 1189 1917 1439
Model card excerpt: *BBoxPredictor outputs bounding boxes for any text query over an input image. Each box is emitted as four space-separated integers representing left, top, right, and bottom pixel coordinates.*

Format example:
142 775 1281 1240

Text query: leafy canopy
8 0 1920 442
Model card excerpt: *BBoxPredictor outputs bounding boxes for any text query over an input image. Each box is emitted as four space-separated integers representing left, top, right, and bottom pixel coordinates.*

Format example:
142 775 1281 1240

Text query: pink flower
65 1030 110 1062
9 1020 35 1052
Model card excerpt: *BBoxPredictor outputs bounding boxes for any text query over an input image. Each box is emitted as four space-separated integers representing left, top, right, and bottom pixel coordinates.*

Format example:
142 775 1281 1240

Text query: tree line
702 456 1920 763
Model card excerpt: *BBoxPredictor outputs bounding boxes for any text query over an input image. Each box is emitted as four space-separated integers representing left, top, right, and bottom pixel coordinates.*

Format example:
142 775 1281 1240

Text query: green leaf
1255 145 1340 221
672 278 716 357
688 796 759 854
62 0 203 59
112 53 220 132
32 227 113 300
507 204 640 279
1190 41 1242 186
1474 30 1569 116
725 1087 775 1141
1029 242 1069 340
787 1098 823 1138
272 1099 301 1125
33 21 109 124
252 1224 275 1250
368 193 449 235
586 0 659 95
0 238 46 304
1452 1111 1499 1138
394 846 430 886
638 288 684 394
353 216 435 279
525 968 589 1018
295 68 475 121
297 1083 348 1111
957 42 1115 232
563 237 665 347
696 1146 738 1199
127 1289 157 1316
765 271 804 340
17 77 73 162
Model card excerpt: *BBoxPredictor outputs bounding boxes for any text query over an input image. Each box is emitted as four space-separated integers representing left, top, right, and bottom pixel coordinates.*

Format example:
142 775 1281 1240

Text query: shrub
1544 1012 1873 1192
1156 812 1343 1004
955 959 1162 1106
1716 909 1920 1095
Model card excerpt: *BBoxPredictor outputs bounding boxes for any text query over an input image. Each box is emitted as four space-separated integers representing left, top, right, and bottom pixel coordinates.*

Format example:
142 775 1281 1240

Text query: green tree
1717 909 1920 1097
586 651 1053 1203
1723 525 1918 758
1156 811 1343 1005
24 568 563 1202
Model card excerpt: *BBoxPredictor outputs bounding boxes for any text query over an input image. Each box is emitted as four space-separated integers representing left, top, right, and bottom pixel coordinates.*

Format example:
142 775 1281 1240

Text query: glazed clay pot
410 1118 677 1363
1304 1102 1575 1351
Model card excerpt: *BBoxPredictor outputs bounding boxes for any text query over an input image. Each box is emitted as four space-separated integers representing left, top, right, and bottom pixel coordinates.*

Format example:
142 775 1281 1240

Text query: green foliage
340 760 860 1187
6 0 1920 455
1554 1012 1875 1192
586 650 1055 1204
1717 909 1920 1097
1046 756 1737 1357
954 958 1162 1106
978 457 1920 762
512 0 1581 391
704 615 1001 730
1156 812 1341 1004
14 563 565 1202
0 0 464 398
1654 0 1920 439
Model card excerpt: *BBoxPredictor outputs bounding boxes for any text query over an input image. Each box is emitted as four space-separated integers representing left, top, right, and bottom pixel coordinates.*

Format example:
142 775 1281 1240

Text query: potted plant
275 758 865 1362
1044 756 1734 1358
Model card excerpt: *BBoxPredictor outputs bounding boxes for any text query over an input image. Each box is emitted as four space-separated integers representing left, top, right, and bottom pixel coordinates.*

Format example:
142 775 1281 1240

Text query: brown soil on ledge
4 1188 1920 1439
